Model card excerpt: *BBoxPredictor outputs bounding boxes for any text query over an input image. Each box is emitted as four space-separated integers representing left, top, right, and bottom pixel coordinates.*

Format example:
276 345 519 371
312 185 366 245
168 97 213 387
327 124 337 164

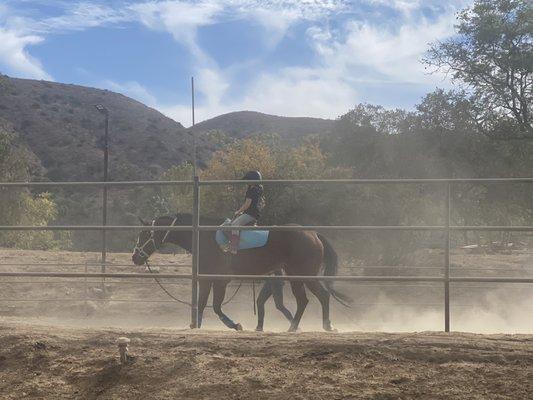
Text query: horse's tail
317 233 352 307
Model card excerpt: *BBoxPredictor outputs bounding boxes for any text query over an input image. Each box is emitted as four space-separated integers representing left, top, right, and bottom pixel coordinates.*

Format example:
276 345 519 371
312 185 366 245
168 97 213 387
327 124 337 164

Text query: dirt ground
0 320 531 400
0 248 532 398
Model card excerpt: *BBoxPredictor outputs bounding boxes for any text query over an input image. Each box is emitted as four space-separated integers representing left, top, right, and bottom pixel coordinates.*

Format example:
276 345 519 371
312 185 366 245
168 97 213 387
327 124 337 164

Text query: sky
0 0 472 126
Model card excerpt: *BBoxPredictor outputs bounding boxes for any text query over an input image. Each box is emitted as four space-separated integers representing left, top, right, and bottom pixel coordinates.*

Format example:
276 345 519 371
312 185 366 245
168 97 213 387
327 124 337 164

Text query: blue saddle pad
215 218 269 250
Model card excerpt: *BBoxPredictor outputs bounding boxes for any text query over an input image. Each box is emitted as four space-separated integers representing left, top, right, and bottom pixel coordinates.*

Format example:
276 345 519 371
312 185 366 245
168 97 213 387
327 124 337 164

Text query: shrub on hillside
0 121 69 249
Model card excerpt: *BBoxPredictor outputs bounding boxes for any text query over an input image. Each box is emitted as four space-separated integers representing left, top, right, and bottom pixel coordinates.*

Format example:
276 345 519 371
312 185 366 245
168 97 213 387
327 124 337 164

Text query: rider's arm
235 198 252 215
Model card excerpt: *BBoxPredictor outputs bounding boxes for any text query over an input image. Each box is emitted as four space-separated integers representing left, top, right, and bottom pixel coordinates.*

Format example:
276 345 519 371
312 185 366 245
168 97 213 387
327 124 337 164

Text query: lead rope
145 260 242 307
145 261 191 306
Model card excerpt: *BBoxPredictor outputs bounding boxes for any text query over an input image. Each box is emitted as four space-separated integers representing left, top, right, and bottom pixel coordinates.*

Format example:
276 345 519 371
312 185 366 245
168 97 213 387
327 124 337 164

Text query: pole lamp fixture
94 104 109 272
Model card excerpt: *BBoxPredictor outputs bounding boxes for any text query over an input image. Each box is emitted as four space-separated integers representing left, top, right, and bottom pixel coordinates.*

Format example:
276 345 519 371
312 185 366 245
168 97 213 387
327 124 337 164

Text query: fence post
101 111 109 275
190 175 200 328
444 182 451 332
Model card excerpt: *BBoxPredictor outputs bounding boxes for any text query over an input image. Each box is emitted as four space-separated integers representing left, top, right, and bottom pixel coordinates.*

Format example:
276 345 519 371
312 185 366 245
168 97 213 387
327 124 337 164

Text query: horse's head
132 215 178 265
132 217 157 265
132 214 192 265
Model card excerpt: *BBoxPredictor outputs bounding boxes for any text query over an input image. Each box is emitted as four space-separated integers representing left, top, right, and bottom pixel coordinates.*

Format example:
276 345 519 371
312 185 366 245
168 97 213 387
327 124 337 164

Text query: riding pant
230 213 256 236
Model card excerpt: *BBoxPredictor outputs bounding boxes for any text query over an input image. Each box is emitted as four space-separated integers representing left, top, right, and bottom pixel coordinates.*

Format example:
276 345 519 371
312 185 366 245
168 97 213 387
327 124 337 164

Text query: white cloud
0 2 128 81
100 79 158 106
36 3 129 33
128 0 350 124
157 4 459 125
131 0 222 63
240 66 356 118
158 65 356 124
0 0 464 125
320 13 457 85
0 28 52 80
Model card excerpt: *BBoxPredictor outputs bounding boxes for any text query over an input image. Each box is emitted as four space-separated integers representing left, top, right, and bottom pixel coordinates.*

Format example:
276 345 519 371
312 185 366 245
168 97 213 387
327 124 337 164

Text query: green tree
0 119 67 249
424 0 533 138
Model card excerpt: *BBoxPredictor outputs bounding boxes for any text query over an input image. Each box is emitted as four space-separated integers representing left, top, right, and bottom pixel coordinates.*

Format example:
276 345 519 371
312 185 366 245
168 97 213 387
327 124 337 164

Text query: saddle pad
215 218 269 250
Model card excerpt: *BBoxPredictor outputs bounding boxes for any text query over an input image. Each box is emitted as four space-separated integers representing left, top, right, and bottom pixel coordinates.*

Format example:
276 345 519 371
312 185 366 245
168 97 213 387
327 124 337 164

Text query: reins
136 216 244 308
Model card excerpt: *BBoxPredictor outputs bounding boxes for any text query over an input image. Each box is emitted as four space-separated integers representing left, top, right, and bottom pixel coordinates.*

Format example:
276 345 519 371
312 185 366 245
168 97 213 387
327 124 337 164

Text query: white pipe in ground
117 337 131 364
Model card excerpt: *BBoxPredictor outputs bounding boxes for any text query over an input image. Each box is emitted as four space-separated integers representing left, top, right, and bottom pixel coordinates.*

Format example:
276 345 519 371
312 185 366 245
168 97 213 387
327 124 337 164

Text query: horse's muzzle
132 251 145 266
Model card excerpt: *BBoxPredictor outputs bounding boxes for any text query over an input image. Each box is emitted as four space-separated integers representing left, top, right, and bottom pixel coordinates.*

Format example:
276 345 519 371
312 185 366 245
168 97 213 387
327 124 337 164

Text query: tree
424 0 533 138
0 119 67 249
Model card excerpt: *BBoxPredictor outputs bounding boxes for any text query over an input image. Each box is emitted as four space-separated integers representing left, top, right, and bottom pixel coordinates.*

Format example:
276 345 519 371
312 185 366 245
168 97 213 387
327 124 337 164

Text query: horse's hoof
255 327 263 332
234 323 243 331
324 324 338 332
287 326 300 333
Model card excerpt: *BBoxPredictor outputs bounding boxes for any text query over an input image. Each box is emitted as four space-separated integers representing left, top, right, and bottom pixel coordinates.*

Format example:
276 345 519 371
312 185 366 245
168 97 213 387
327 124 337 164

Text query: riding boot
229 234 240 254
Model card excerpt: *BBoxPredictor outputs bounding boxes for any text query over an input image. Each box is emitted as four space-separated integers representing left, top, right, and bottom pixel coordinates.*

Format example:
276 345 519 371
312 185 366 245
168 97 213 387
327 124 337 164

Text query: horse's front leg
195 280 212 329
255 281 273 331
213 280 242 331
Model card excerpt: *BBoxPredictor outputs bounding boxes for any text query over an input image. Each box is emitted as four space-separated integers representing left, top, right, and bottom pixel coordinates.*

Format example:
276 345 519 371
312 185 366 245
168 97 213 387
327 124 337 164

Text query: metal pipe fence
1 177 532 332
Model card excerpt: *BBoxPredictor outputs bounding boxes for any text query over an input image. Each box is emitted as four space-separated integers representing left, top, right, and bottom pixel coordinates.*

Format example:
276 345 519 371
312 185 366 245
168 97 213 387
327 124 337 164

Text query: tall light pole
95 104 109 273
191 76 197 177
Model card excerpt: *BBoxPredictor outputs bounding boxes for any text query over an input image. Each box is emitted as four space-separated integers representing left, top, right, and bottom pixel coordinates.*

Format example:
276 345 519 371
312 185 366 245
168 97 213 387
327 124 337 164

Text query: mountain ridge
188 110 335 141
0 75 335 182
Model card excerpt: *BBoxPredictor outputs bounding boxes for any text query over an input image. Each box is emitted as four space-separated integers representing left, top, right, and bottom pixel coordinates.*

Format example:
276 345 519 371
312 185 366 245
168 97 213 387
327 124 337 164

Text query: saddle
215 218 269 251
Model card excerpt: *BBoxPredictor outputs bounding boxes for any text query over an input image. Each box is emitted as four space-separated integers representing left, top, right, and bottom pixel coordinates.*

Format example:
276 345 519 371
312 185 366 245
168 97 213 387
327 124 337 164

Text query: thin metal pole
84 261 89 317
190 175 200 328
191 76 197 177
444 182 451 332
102 111 109 273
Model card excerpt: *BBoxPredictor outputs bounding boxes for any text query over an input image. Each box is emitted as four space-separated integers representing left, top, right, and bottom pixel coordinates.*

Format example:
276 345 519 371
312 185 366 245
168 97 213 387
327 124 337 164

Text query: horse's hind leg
288 281 308 332
213 281 242 331
272 280 293 322
305 281 335 332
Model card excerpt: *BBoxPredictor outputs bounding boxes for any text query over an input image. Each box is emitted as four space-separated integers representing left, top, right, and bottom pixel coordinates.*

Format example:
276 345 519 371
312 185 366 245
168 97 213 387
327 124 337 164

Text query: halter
133 216 178 260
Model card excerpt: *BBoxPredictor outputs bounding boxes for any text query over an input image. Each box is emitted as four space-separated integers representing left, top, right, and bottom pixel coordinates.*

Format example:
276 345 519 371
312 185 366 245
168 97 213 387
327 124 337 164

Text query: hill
0 77 334 182
188 110 334 142
0 75 199 181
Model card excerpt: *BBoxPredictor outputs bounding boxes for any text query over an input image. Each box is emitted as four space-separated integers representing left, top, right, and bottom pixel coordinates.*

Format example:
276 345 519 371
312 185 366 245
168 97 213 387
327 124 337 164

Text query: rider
229 170 264 254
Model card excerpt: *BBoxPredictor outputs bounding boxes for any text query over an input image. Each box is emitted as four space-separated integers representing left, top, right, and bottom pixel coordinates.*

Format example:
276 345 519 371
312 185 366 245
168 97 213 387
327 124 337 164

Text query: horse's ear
138 217 149 226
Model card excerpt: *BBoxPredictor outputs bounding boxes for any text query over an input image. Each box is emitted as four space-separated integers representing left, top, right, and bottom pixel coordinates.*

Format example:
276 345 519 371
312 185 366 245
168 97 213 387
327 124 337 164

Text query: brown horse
132 213 350 332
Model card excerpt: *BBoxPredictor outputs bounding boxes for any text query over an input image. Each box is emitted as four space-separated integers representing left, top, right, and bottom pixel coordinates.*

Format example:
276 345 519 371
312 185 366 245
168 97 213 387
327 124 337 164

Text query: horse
131 213 351 332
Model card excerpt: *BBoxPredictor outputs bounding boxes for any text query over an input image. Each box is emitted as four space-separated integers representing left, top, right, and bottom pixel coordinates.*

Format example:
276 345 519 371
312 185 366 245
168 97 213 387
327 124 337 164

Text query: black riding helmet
242 170 262 181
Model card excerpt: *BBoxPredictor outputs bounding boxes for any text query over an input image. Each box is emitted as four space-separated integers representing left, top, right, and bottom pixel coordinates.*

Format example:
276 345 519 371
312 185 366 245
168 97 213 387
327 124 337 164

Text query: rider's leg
229 214 256 253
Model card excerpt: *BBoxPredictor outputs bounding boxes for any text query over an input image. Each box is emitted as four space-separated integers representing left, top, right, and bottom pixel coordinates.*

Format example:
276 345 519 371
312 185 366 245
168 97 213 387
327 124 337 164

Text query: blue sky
0 0 471 126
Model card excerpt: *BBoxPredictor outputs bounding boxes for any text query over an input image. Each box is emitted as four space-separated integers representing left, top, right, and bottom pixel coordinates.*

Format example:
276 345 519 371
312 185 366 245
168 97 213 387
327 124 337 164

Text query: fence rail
1 225 533 231
2 177 533 187
1 177 532 332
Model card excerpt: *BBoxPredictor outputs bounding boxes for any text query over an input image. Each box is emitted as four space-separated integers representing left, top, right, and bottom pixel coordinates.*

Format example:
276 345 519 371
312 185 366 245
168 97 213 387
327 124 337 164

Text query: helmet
242 170 262 181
